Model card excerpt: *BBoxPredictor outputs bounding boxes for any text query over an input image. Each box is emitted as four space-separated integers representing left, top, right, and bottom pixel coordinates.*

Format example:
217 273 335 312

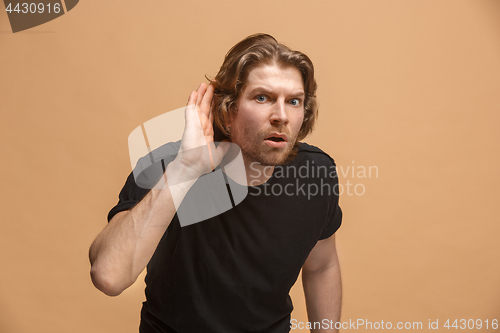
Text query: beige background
1 0 500 332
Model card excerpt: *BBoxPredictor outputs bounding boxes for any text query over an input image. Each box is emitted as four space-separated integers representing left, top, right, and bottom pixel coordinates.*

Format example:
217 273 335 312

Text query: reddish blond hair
211 33 318 146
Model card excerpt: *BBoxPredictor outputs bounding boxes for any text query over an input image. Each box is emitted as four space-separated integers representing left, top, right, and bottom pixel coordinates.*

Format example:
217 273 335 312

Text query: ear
224 122 231 137
225 103 238 134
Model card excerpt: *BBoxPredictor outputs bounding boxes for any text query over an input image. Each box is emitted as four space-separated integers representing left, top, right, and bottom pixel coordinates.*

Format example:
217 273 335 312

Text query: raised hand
173 82 231 182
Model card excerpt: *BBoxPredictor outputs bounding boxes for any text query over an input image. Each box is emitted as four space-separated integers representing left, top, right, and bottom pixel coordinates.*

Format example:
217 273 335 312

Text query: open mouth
266 137 285 142
263 133 288 148
264 133 288 142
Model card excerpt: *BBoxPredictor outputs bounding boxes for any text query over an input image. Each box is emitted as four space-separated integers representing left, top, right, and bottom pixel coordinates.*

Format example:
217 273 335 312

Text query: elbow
89 244 132 297
90 264 128 297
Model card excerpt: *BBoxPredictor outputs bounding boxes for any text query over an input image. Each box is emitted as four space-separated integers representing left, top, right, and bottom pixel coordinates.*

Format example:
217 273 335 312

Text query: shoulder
295 142 338 167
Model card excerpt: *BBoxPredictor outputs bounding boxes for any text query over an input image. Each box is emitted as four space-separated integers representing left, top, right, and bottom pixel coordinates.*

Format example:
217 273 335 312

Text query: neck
244 157 275 186
219 152 274 187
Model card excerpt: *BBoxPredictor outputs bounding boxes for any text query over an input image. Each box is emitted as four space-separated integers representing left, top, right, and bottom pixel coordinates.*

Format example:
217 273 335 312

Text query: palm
178 83 229 176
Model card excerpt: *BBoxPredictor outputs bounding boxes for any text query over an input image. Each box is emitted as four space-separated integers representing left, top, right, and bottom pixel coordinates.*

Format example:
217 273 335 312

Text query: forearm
89 83 230 296
89 161 196 296
302 263 342 333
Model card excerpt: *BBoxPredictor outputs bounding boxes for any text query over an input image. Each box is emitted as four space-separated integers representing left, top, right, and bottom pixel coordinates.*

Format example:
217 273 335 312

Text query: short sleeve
107 142 179 222
319 162 342 240
319 202 342 240
107 171 150 222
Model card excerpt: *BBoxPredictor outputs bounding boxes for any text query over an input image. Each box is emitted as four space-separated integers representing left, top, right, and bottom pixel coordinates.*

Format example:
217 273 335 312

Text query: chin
248 142 299 166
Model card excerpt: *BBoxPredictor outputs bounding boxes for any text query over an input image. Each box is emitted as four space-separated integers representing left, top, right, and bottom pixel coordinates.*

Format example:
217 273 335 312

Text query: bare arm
88 164 188 296
89 83 230 296
302 234 342 333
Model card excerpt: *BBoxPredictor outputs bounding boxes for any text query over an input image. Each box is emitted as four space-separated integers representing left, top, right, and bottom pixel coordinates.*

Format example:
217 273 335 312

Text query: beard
230 126 299 166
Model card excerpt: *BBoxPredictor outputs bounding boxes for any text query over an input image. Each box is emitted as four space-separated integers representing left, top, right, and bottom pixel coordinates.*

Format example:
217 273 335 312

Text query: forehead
242 63 304 94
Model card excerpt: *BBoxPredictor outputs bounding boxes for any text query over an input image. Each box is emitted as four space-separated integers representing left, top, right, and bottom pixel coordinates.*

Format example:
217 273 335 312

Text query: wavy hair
211 33 318 146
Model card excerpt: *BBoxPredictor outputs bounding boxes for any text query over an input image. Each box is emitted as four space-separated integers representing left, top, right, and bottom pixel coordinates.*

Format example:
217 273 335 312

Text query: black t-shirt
108 142 343 333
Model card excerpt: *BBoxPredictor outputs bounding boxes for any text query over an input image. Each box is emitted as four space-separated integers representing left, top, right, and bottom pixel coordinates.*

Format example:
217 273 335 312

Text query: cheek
292 112 305 131
238 110 264 129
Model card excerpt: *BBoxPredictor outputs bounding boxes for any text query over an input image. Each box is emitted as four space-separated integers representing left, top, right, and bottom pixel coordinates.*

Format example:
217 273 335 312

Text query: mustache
258 128 290 138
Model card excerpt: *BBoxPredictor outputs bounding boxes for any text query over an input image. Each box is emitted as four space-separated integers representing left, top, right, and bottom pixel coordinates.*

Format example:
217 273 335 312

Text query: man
89 34 343 333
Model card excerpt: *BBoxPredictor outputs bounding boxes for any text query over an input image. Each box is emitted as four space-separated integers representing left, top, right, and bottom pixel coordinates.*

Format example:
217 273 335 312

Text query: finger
196 83 207 106
201 85 215 123
201 83 215 109
187 90 197 106
208 144 214 170
208 101 214 125
185 91 199 124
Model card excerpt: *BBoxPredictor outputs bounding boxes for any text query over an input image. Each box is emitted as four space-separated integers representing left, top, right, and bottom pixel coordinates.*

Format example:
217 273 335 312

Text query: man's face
227 63 305 166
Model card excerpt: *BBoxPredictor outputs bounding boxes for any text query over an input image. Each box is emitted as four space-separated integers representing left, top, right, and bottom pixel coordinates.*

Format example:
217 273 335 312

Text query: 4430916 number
5 3 61 14
444 319 498 329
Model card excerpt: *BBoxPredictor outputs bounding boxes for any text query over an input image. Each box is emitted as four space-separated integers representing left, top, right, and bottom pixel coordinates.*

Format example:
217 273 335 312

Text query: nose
270 99 289 126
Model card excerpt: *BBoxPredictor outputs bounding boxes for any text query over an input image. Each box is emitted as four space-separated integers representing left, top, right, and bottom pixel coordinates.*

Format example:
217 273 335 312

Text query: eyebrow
247 87 305 98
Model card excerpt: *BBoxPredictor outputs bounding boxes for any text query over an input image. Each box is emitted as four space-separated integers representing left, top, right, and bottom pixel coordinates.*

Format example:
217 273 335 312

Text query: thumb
210 140 231 167
216 140 232 157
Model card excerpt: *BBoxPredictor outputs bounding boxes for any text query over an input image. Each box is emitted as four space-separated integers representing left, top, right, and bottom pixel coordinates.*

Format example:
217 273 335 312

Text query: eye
289 98 301 106
255 95 268 103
